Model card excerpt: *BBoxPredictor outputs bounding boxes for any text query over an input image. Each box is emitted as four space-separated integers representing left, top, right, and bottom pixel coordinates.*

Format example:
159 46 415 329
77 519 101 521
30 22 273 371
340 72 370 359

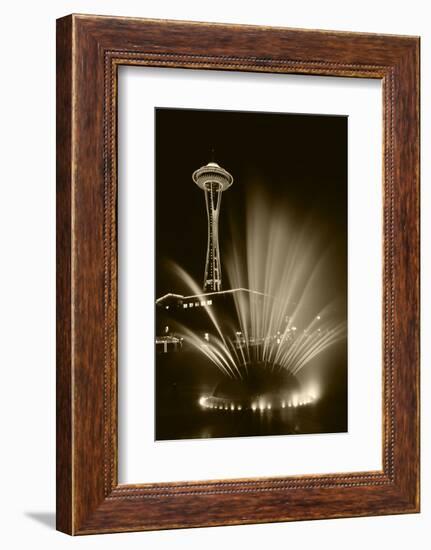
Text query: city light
199 396 206 407
197 392 317 413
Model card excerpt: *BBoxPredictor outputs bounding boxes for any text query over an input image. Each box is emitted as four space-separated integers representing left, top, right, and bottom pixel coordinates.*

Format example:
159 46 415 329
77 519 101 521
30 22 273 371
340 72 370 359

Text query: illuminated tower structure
192 161 233 293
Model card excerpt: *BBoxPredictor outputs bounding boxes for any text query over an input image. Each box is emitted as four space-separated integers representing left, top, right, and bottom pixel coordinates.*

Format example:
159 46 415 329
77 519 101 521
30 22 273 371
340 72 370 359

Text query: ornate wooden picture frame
56 14 420 535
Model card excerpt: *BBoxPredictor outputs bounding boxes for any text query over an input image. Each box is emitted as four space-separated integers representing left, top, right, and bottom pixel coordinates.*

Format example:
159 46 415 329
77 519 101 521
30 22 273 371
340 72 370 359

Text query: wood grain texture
56 14 420 535
56 15 73 535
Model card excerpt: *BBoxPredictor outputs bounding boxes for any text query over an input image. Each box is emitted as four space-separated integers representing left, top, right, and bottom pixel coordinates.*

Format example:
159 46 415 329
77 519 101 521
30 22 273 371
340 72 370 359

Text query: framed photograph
56 14 420 534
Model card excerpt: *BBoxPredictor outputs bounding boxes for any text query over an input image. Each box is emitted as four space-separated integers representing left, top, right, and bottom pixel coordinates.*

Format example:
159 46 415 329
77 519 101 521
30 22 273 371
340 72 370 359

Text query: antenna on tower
210 146 216 163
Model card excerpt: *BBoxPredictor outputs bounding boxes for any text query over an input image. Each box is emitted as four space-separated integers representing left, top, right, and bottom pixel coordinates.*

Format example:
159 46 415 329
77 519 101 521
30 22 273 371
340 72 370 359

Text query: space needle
192 159 233 293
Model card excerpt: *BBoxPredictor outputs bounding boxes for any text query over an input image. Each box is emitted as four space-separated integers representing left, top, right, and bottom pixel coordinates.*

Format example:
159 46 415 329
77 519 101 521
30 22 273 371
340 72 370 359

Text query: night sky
155 107 347 300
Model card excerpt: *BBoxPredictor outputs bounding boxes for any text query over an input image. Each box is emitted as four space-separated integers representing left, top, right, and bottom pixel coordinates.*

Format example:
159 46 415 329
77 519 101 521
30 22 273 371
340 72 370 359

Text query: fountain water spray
167 187 347 410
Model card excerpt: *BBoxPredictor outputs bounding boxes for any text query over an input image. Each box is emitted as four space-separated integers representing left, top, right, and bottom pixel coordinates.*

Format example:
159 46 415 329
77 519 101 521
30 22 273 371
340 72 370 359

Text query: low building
155 288 268 347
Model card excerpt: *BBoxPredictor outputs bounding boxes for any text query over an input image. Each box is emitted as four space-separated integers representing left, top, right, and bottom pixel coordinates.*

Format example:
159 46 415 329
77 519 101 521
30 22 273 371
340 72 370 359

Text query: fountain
158 185 347 415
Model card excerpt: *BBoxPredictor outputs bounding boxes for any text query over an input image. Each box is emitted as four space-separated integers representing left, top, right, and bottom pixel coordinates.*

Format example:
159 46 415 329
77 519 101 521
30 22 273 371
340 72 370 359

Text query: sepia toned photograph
155 107 347 441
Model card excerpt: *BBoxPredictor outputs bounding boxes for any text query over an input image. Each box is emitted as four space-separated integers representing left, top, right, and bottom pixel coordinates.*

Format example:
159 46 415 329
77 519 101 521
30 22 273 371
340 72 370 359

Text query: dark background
155 107 347 300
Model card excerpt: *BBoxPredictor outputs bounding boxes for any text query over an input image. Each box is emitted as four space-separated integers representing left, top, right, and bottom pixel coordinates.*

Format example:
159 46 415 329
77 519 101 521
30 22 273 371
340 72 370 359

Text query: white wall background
0 1 427 548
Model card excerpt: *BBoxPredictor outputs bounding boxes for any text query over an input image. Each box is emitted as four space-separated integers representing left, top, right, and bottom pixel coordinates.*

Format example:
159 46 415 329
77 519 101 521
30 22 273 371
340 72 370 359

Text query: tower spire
210 146 216 163
192 160 233 293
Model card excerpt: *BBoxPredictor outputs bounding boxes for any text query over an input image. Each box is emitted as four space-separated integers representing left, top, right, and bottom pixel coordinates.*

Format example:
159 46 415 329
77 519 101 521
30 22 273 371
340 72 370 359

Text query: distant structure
192 160 233 293
155 288 268 353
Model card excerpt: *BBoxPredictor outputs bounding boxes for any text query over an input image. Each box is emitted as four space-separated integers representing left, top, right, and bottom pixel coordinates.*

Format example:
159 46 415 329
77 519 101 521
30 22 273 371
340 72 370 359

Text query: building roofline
155 292 184 304
184 287 267 299
156 287 269 303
